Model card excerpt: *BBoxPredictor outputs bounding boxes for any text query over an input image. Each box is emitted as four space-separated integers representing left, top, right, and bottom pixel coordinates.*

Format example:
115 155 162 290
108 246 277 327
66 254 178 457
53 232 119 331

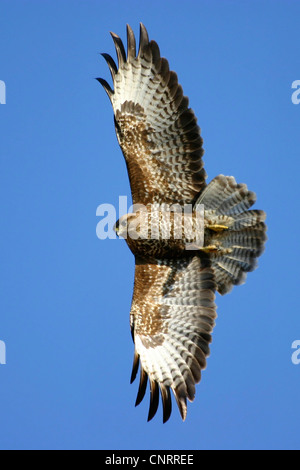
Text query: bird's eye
121 220 127 227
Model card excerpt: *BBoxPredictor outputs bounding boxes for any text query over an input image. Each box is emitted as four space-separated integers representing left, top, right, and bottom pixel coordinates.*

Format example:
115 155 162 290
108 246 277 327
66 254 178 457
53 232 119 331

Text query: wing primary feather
174 385 187 421
149 40 161 69
138 23 149 57
101 53 118 81
130 350 139 384
160 385 172 424
110 31 126 68
95 78 113 100
126 24 136 61
147 379 159 422
135 366 148 407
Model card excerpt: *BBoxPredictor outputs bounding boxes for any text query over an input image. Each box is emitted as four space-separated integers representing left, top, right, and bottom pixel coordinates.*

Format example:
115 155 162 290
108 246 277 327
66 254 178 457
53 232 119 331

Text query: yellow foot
207 224 229 232
200 245 220 253
200 245 233 255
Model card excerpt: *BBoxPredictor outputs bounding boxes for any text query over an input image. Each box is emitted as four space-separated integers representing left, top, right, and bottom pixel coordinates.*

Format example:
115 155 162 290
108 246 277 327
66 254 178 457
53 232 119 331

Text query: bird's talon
200 245 219 253
207 224 229 232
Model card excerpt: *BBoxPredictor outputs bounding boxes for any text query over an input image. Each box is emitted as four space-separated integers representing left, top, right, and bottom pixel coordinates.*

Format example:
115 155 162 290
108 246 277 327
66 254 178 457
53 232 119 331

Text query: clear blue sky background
1 0 300 450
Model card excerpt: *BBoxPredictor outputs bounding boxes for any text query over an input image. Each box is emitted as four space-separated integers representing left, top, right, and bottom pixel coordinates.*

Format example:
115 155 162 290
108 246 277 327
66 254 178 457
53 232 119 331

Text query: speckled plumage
98 24 267 422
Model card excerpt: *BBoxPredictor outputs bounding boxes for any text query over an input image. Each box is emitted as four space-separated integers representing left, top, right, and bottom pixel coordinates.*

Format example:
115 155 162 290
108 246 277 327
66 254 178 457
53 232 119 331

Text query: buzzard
97 24 267 422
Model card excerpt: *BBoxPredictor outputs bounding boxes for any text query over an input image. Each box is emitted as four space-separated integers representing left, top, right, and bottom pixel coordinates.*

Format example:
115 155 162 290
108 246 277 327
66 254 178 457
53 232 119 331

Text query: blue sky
1 0 300 450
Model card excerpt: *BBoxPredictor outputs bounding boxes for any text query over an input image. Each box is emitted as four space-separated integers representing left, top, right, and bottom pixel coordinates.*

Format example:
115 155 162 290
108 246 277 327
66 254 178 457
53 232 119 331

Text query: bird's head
114 211 149 240
114 213 137 239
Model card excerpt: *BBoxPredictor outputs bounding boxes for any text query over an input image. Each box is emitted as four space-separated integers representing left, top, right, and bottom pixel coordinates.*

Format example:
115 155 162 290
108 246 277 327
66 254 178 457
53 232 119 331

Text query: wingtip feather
110 31 126 67
126 24 136 60
130 350 139 384
160 385 172 423
96 77 113 99
135 367 148 407
138 23 149 57
147 379 159 422
101 52 118 81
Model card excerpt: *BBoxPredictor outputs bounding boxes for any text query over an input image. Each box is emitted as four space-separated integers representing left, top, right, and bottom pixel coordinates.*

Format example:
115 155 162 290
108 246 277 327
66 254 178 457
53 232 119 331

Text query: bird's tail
196 175 267 295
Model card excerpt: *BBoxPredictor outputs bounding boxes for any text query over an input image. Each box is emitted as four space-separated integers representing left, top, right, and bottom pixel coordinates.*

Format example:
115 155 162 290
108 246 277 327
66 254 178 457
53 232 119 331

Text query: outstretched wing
98 23 206 205
130 255 217 422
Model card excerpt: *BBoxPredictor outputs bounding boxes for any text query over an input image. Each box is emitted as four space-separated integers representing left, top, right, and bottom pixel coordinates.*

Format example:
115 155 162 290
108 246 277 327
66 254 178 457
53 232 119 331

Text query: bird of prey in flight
97 23 266 423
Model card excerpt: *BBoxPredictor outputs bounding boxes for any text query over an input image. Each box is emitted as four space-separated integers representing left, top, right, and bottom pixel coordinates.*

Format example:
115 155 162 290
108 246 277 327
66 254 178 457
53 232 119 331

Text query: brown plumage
97 24 267 422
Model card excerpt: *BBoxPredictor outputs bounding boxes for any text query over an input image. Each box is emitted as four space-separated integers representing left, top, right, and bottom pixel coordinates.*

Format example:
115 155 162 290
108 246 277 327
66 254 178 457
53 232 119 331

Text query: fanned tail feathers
198 175 267 295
